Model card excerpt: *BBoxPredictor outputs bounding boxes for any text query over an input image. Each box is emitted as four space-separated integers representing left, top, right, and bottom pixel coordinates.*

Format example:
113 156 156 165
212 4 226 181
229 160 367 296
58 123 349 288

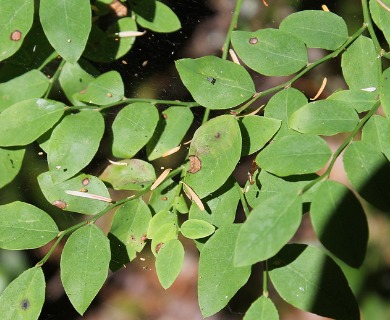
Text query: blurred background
1 0 390 319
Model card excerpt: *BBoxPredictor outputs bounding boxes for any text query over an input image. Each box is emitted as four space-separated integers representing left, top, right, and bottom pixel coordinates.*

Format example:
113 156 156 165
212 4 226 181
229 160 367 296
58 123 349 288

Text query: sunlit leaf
327 89 377 113
244 296 279 320
370 0 390 47
181 219 215 239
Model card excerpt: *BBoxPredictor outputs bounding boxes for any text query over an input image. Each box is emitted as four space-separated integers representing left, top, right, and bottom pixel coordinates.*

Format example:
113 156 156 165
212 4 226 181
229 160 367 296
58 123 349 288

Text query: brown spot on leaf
79 188 88 192
155 242 164 253
20 299 29 310
52 200 67 210
106 93 113 97
162 113 168 119
161 196 168 201
215 132 221 139
10 30 22 41
249 37 258 44
188 155 202 174
82 178 90 186
141 234 148 241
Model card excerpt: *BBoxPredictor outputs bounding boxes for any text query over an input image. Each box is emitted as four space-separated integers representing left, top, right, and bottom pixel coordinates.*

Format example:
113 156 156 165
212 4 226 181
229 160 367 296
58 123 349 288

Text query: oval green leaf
184 115 242 198
149 178 180 214
380 67 390 117
341 36 380 90
176 56 255 110
146 106 193 160
327 89 377 113
311 180 368 268
100 159 156 191
198 224 251 318
256 134 331 176
244 296 279 320
148 210 178 240
0 70 50 112
40 0 91 63
231 29 307 76
0 201 58 250
239 116 281 156
0 98 65 147
0 0 34 61
362 115 390 160
279 10 348 50
269 244 360 320
112 103 159 158
155 239 184 289
61 224 110 315
75 71 124 105
38 172 110 215
181 219 215 239
289 100 359 135
48 110 104 183
235 193 302 267
370 0 390 47
0 267 45 320
0 147 25 188
343 141 390 211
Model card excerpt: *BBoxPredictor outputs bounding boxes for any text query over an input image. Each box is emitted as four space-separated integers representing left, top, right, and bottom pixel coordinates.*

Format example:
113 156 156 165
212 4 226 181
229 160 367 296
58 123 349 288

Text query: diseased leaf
269 244 360 320
311 180 368 268
61 224 110 315
244 296 279 320
235 193 301 266
155 239 184 289
40 0 91 63
180 219 215 239
0 98 65 147
176 56 255 110
184 115 242 198
0 267 45 320
256 135 331 176
0 147 25 188
48 110 104 183
198 224 251 317
231 29 307 76
279 10 348 50
0 201 58 249
112 103 159 158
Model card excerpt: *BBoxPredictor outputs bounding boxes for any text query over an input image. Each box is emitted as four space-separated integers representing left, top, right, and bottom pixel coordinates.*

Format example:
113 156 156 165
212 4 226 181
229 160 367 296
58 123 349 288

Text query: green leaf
279 10 348 50
155 239 184 289
189 177 240 228
148 210 178 239
264 88 308 139
244 296 279 320
327 89 377 113
198 224 251 317
133 0 181 33
40 0 91 63
108 199 151 271
0 201 58 250
239 116 281 156
0 0 34 61
341 36 380 90
370 0 390 47
38 172 110 215
380 67 390 117
58 61 99 106
0 70 50 112
112 103 159 158
181 219 215 239
231 29 307 76
146 106 193 160
83 17 137 62
176 56 255 110
289 100 359 135
235 193 301 266
343 141 390 211
362 115 390 160
269 244 360 320
256 135 331 176
0 98 65 147
184 115 242 198
47 110 104 183
0 267 45 320
61 224 110 315
75 71 124 105
149 178 179 214
311 180 368 268
100 159 156 191
0 147 25 188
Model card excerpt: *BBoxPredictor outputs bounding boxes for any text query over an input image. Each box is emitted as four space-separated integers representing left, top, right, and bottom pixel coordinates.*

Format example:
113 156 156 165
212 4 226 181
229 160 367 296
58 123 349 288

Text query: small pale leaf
181 219 215 239
244 296 279 320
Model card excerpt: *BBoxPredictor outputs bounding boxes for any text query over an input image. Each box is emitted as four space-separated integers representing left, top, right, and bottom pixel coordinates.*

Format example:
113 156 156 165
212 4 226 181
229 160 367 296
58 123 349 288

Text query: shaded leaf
244 296 279 320
155 239 184 289
0 147 25 189
181 219 215 239
0 201 58 249
61 224 110 315
0 267 45 320
269 244 360 320
40 0 91 63
380 67 390 117
231 29 307 76
198 224 251 317
235 193 301 266
176 56 255 110
256 135 331 176
149 178 179 214
370 0 390 47
0 98 65 147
